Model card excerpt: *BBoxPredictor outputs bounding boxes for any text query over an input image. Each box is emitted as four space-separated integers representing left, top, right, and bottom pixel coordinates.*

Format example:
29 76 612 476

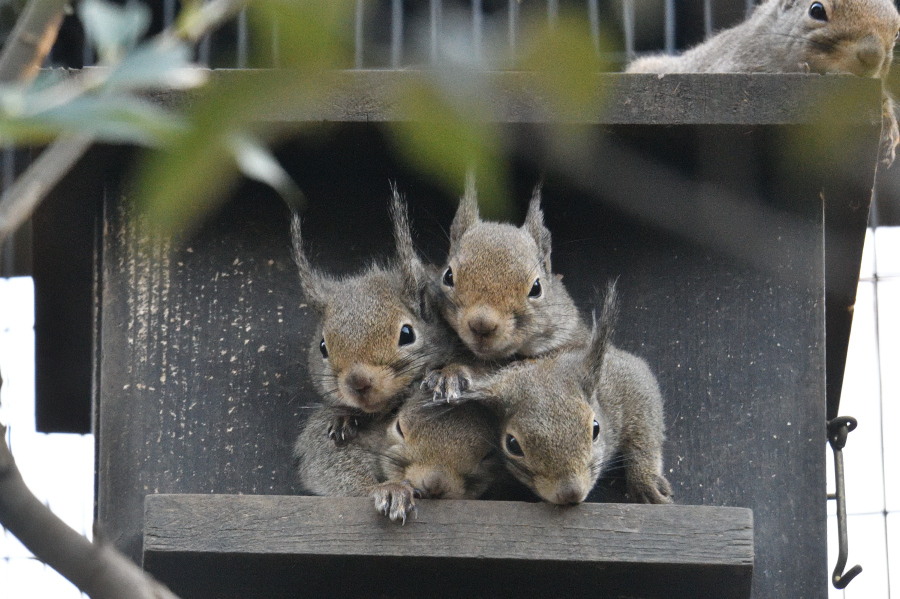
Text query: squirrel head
436 177 574 361
291 185 444 415
776 0 900 77
380 398 501 499
462 284 618 505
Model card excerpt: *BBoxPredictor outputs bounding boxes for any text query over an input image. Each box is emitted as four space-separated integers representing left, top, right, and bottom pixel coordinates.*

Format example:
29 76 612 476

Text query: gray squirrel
459 282 672 505
626 0 900 163
294 391 502 523
425 175 588 401
290 185 457 444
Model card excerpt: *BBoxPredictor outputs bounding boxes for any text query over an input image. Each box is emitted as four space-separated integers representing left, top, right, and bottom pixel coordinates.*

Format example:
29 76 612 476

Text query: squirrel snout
553 479 588 505
467 315 499 338
346 371 374 394
855 35 885 74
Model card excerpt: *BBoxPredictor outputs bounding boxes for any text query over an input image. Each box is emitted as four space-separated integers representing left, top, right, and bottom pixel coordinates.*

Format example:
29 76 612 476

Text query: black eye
504 434 524 457
395 420 405 439
809 2 827 21
443 267 454 287
319 338 328 358
592 420 600 441
528 278 542 298
895 30 899 41
399 324 416 346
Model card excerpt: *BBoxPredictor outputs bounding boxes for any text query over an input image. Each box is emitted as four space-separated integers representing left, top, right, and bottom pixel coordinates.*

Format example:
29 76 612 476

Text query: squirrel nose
856 35 884 74
346 371 373 394
421 471 450 499
468 315 498 338
554 480 586 505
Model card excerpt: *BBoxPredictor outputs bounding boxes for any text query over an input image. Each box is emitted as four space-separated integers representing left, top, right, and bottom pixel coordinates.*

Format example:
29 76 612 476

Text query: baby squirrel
626 0 900 162
460 283 672 505
294 392 502 523
291 185 456 444
425 176 587 400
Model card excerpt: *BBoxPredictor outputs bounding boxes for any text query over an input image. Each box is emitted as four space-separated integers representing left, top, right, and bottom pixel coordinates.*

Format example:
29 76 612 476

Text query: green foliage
1 0 619 237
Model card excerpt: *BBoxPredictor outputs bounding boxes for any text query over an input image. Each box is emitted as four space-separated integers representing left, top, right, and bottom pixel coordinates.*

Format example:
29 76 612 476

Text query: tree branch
0 376 182 599
0 0 68 83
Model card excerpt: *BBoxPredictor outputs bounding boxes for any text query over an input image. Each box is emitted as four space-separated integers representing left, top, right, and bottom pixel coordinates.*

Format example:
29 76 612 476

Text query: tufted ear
389 182 428 310
523 183 552 273
289 211 331 314
450 170 480 245
583 280 619 393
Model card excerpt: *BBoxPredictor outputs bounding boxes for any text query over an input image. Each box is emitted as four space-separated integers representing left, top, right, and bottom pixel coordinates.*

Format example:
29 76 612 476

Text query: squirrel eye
319 338 328 358
808 2 827 21
528 278 542 298
443 267 454 287
895 30 899 41
592 420 600 441
504 434 524 457
395 419 405 439
398 324 416 346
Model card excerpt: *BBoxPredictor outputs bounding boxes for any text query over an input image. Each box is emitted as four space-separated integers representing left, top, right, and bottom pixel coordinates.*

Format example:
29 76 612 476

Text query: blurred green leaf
228 133 303 209
104 40 207 92
136 0 355 235
0 93 183 146
78 0 152 63
517 14 613 119
389 76 510 220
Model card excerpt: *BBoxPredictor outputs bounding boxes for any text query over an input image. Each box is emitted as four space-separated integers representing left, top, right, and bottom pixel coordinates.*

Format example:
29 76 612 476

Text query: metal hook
826 416 862 590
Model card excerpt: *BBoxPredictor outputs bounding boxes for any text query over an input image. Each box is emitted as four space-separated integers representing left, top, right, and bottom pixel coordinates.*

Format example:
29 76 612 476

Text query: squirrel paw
422 365 473 403
371 480 421 524
327 414 360 447
627 474 673 505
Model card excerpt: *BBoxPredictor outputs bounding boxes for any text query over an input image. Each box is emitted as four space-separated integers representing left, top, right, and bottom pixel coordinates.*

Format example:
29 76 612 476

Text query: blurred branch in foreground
0 371 183 599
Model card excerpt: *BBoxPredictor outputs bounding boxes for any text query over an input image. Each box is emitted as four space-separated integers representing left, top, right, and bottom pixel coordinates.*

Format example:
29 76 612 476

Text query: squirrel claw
327 414 359 447
424 365 473 404
371 480 418 524
627 474 674 505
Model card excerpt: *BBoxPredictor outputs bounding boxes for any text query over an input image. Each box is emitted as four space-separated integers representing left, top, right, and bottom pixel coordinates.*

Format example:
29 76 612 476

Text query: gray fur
290 187 457 442
295 392 503 522
466 284 672 505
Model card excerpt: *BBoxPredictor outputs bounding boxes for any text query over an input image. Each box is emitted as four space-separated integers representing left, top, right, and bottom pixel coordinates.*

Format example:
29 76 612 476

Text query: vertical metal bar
622 0 635 60
588 0 601 55
1 149 14 276
271 18 280 68
508 0 517 58
82 37 94 67
746 0 755 18
431 0 441 64
473 0 482 60
548 0 559 26
664 0 676 54
237 9 248 68
355 0 365 69
391 0 403 69
163 0 176 28
703 0 713 39
198 0 211 67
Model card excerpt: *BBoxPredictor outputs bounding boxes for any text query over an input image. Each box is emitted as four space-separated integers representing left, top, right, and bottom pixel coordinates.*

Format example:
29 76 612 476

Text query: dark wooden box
50 73 880 599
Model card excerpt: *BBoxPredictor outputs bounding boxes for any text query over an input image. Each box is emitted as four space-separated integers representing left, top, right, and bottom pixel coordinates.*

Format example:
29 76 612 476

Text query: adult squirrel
290 185 457 444
459 282 672 505
294 392 502 523
425 175 588 401
626 0 900 163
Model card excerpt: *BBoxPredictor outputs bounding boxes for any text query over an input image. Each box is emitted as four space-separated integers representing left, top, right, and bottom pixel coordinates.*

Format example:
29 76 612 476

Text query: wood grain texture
143 495 752 599
134 70 882 125
143 494 753 564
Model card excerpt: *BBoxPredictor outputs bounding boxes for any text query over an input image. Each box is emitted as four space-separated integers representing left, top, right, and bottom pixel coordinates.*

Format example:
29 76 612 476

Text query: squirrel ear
389 182 427 305
523 184 552 273
289 211 330 314
584 280 619 392
450 170 480 244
